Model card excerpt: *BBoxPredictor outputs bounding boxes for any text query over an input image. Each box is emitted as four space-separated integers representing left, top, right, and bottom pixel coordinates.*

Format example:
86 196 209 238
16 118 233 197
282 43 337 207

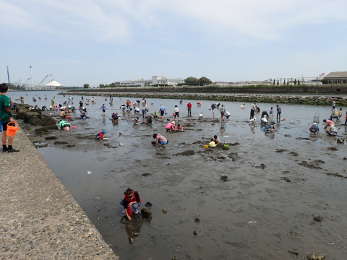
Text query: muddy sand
11 91 347 259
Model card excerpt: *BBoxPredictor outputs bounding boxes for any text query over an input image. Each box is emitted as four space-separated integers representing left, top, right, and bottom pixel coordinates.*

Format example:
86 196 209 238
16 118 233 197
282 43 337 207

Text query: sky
1 0 347 86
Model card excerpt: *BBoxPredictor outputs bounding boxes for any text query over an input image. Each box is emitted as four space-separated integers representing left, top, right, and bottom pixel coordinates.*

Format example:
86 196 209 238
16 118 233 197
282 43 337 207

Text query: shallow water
10 91 347 259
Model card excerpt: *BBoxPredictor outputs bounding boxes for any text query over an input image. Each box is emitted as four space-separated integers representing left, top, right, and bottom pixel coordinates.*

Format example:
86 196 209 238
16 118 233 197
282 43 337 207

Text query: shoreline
0 129 118 259
61 91 347 106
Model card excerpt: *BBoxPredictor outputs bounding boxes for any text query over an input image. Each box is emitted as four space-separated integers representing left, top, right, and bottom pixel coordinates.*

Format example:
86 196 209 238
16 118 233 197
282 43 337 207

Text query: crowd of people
2 85 347 153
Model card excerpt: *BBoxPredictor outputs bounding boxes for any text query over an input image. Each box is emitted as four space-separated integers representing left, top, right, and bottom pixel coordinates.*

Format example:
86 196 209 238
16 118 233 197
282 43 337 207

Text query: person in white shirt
174 105 179 119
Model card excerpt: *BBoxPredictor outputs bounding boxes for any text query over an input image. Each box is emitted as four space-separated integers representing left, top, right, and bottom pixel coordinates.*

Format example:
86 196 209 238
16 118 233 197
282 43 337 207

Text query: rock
275 149 287 153
284 134 292 138
327 146 338 151
142 173 152 177
15 105 56 126
33 142 48 148
336 138 345 144
162 209 168 214
230 142 240 146
45 136 57 140
194 217 200 223
255 163 266 169
306 254 325 260
288 250 299 256
343 157 347 160
66 144 76 148
145 202 152 207
325 172 346 178
298 161 322 169
313 215 323 222
220 175 228 182
296 137 310 140
141 208 152 220
228 152 239 161
175 150 195 156
54 141 69 145
281 177 292 183
193 230 198 236
289 151 299 156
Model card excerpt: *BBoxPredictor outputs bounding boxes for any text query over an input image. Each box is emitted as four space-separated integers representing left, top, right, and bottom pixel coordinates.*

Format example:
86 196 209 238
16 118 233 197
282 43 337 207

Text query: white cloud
0 1 35 28
1 0 347 41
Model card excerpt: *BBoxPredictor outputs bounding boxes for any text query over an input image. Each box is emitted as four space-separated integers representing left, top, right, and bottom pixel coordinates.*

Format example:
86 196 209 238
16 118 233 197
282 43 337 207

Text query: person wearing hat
96 129 106 140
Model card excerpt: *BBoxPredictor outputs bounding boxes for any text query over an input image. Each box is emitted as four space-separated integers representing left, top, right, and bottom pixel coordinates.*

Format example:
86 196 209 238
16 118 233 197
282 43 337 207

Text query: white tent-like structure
46 80 62 87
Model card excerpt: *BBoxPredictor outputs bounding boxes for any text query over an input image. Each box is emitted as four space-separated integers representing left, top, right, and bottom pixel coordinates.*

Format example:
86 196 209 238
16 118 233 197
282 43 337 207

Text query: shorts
160 111 165 116
175 112 179 117
1 121 9 132
159 140 168 145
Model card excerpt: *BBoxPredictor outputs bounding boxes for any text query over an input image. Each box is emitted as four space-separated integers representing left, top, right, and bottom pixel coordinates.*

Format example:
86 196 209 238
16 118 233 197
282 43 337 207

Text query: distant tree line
272 79 301 86
184 76 212 86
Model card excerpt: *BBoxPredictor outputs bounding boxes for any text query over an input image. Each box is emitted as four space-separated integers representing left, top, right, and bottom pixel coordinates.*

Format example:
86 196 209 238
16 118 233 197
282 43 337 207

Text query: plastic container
222 144 230 150
7 122 19 137
202 144 209 149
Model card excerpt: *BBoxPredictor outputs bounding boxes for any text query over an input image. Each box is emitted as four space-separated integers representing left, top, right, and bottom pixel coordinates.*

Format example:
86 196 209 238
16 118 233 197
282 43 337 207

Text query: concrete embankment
63 91 347 106
0 131 118 259
69 84 347 94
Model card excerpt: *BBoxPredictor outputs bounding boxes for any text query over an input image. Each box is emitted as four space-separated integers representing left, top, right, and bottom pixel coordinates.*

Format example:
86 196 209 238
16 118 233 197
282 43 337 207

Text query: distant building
151 76 168 86
322 71 347 84
46 80 62 87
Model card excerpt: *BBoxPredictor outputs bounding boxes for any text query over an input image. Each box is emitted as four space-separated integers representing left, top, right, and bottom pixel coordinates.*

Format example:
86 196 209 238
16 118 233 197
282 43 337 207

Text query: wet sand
11 91 347 259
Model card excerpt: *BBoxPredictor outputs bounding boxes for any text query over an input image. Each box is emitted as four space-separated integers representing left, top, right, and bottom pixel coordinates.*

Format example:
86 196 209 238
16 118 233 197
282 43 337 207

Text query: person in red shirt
96 130 105 140
187 102 192 117
120 188 141 221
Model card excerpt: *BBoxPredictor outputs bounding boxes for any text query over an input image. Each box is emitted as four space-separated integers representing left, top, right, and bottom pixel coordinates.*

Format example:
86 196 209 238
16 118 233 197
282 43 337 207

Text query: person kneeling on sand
309 123 319 134
208 139 217 148
57 120 71 131
152 133 168 145
96 130 106 140
165 120 176 132
213 135 221 145
120 188 142 221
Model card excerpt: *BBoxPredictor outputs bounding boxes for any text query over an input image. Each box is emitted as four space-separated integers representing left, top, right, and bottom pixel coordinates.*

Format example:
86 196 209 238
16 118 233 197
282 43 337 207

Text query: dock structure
0 131 118 259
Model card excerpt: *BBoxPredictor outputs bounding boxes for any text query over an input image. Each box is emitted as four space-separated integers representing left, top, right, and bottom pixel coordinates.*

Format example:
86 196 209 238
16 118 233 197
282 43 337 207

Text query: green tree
83 83 90 88
184 77 199 85
199 77 212 86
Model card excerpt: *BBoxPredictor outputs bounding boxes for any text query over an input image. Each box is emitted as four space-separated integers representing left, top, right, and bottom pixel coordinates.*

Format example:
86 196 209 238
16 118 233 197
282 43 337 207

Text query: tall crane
38 74 53 85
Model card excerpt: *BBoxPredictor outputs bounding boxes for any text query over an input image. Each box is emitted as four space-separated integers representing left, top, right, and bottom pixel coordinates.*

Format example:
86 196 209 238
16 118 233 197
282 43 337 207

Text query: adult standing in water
220 105 226 121
250 105 255 120
174 105 179 119
187 102 192 117
276 105 282 122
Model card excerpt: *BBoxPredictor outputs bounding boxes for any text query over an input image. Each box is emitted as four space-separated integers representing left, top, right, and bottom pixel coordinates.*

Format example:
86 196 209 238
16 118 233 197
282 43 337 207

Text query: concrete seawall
63 91 347 106
0 131 118 259
69 84 347 94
